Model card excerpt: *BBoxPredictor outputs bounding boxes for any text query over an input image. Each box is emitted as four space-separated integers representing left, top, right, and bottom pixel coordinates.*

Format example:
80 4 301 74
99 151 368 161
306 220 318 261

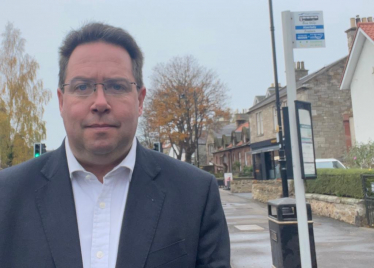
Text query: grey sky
0 0 371 150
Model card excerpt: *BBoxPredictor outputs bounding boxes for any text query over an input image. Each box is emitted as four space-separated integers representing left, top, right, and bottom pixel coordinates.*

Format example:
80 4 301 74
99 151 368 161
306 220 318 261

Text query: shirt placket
91 176 113 268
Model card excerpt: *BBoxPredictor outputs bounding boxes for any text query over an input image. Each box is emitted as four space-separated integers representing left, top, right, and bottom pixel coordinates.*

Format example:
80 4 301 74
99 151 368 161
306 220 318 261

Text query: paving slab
219 189 374 268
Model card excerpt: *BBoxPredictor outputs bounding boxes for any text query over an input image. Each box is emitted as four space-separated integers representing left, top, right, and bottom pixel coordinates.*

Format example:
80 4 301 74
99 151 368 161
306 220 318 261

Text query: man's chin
89 146 116 156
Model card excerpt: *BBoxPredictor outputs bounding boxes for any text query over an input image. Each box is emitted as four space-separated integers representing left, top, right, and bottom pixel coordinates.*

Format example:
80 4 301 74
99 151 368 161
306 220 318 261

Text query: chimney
368 17 373 22
345 16 359 51
295 61 309 81
362 17 368 23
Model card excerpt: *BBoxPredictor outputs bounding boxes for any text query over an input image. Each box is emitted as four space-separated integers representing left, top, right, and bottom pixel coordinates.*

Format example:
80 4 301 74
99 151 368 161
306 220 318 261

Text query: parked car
315 158 346 169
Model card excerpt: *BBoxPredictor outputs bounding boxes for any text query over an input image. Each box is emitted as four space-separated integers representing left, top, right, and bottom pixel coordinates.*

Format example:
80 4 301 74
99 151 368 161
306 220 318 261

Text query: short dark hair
58 22 144 89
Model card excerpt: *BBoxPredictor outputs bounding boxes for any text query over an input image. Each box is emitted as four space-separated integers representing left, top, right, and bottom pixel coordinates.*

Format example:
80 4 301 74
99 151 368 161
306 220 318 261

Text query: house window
208 144 214 154
239 153 242 171
273 107 278 131
256 112 263 136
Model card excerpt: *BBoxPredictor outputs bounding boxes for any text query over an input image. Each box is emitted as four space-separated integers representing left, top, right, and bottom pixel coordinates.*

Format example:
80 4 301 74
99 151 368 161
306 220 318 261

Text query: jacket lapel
116 144 165 268
35 143 83 268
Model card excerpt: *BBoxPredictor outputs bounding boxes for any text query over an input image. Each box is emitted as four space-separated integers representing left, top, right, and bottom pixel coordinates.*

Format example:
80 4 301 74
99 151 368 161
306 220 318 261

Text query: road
219 189 374 268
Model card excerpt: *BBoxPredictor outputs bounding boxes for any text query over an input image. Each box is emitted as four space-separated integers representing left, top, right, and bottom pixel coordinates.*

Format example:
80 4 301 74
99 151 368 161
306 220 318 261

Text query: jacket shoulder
0 151 53 187
141 146 215 186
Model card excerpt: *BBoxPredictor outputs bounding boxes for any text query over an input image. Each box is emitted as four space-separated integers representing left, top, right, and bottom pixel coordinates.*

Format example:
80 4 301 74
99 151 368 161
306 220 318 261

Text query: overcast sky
0 0 371 150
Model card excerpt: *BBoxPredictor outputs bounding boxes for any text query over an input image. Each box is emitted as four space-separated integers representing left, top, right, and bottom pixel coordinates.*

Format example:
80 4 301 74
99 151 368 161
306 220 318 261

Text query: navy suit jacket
0 141 230 268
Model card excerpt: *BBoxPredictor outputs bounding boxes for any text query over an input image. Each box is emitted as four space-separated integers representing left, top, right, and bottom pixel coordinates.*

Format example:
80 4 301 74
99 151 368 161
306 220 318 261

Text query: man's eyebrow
69 77 95 83
69 77 131 82
102 77 132 82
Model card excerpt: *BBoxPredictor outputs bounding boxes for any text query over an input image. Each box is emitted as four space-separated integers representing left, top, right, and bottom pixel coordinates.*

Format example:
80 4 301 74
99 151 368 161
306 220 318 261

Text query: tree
137 116 156 150
144 55 230 164
0 23 51 167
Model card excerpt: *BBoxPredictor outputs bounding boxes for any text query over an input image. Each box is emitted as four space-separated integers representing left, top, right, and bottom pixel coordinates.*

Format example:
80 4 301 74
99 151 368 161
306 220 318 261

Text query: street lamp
268 0 288 196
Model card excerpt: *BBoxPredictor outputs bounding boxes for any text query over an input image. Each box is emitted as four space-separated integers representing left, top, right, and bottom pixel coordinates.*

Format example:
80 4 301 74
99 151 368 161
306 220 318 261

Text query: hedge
305 169 374 199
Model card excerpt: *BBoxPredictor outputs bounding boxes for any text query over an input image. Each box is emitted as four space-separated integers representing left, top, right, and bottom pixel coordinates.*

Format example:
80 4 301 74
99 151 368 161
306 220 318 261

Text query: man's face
58 42 146 162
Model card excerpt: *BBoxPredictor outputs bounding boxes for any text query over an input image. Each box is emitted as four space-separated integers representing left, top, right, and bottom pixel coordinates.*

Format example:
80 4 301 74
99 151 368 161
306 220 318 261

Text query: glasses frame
61 80 140 96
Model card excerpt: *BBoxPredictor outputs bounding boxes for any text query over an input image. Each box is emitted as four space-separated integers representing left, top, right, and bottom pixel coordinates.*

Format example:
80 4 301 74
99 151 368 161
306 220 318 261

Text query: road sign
282 10 316 267
292 11 325 49
295 101 317 179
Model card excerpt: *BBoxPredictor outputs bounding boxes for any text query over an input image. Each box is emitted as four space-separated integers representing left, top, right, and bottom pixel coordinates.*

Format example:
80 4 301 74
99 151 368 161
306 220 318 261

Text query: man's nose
90 85 111 114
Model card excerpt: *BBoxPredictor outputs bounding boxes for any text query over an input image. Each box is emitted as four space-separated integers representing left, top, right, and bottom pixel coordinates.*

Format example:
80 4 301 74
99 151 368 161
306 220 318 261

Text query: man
0 23 230 268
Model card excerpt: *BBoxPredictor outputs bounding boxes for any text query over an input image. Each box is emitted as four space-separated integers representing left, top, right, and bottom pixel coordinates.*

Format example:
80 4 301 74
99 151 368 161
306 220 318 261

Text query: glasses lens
69 82 94 96
105 80 132 95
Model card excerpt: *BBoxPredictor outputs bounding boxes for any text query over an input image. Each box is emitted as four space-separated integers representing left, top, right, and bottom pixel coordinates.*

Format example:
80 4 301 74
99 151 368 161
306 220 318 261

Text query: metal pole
282 10 312 268
194 90 200 167
268 0 288 197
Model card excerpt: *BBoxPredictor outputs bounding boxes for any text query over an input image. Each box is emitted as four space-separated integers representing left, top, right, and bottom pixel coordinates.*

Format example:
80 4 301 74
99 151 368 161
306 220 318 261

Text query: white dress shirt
65 137 136 268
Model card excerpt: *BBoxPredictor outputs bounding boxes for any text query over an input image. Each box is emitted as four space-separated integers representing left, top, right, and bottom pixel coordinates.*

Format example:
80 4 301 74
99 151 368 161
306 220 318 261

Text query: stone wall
213 146 251 173
305 57 352 160
230 178 253 193
306 194 367 227
249 103 275 143
252 179 295 203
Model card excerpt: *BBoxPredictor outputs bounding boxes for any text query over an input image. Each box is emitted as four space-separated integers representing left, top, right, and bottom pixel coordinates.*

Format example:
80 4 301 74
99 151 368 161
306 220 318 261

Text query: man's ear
137 87 146 116
57 88 64 114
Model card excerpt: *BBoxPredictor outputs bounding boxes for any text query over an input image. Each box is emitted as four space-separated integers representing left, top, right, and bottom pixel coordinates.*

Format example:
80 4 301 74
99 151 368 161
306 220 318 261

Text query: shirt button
85 175 90 180
99 202 106 209
96 251 104 259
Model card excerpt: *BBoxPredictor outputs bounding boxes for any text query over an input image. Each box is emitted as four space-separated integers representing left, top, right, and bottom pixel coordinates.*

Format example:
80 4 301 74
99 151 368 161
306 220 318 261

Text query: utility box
268 198 317 268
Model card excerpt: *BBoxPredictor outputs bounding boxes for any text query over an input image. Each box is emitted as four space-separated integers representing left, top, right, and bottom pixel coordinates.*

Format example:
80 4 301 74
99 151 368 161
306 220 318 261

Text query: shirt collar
65 137 137 180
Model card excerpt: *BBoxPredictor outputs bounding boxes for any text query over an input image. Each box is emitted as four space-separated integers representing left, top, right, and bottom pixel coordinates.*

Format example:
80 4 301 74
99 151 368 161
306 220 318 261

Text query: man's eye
112 84 123 90
74 84 89 91
108 83 127 91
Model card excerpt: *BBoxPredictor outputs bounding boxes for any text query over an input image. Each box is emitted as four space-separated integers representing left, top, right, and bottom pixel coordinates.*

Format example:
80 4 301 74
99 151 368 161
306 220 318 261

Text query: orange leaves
143 55 230 162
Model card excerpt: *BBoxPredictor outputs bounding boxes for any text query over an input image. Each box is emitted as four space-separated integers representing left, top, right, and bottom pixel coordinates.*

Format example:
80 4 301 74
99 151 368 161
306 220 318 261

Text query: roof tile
235 122 249 132
359 22 374 41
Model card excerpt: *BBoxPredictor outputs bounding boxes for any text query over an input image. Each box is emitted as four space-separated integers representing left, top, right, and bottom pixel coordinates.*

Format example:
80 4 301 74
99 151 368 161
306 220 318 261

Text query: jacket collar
36 140 83 267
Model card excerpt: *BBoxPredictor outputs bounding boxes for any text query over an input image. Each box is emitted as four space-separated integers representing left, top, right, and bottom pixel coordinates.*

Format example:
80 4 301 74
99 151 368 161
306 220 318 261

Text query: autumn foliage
143 56 230 163
0 23 51 167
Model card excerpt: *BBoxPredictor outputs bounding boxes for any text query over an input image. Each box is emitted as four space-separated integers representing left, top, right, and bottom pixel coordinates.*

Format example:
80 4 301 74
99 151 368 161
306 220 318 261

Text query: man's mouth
86 124 118 129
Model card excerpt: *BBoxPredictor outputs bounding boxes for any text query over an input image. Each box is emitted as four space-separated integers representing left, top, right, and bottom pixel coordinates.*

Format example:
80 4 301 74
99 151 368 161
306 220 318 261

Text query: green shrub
242 165 253 175
233 161 241 172
305 169 374 199
215 172 224 179
344 140 374 169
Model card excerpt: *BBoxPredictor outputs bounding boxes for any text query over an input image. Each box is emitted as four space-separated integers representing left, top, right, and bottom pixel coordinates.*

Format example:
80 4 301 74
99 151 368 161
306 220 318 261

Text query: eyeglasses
62 78 139 96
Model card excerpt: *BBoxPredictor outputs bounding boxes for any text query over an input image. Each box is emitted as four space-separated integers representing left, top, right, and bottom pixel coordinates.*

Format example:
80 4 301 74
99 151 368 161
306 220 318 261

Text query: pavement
219 189 374 268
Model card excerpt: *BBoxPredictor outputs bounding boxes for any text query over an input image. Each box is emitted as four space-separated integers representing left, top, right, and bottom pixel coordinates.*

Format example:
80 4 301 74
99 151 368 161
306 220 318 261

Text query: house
211 114 251 173
162 141 186 161
340 16 374 144
247 19 356 180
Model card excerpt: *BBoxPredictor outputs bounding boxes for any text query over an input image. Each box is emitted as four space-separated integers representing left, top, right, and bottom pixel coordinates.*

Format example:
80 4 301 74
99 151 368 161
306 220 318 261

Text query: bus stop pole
281 10 312 268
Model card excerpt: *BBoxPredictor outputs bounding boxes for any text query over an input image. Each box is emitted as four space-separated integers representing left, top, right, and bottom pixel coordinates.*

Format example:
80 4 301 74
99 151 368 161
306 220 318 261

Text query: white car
315 158 346 169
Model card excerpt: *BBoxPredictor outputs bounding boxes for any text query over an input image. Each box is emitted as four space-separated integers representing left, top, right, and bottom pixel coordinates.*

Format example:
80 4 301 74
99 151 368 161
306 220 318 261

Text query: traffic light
34 143 41 158
153 142 161 152
34 143 47 158
41 143 47 154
